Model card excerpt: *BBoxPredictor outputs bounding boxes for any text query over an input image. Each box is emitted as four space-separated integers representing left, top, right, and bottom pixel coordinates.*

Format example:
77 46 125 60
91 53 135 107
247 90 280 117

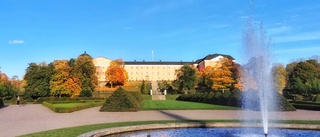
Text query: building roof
125 61 194 65
197 54 235 62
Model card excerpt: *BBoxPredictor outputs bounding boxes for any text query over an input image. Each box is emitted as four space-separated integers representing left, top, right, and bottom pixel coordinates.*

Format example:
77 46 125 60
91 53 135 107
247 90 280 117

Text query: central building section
124 61 194 81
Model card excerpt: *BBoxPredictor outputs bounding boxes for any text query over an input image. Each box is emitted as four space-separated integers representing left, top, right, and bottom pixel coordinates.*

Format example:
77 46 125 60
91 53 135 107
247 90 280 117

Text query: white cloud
9 40 25 44
273 31 320 43
267 25 292 35
275 46 320 53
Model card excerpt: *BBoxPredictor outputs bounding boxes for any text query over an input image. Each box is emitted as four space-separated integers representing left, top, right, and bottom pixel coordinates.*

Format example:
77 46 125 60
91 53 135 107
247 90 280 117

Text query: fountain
241 0 275 136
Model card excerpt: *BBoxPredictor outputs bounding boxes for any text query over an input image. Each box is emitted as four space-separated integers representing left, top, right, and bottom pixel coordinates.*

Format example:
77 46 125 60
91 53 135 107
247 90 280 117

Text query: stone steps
152 95 166 100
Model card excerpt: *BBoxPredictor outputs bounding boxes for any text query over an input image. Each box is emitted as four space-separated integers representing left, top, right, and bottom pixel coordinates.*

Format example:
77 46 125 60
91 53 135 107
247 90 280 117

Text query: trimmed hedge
34 97 105 104
176 90 296 111
0 98 4 108
43 101 104 113
100 87 144 112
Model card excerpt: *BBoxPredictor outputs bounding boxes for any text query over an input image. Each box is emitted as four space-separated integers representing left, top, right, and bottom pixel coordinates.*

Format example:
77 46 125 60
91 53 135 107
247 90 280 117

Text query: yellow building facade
93 54 235 86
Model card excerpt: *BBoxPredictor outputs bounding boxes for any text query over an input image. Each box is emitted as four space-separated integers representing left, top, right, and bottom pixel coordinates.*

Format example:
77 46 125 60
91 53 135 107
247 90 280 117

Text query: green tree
0 72 16 99
272 64 287 94
288 59 320 95
74 53 98 95
24 62 54 98
175 64 199 93
285 61 298 89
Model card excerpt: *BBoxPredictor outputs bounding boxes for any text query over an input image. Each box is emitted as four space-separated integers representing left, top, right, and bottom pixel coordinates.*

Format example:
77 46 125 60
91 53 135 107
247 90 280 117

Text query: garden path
0 104 319 137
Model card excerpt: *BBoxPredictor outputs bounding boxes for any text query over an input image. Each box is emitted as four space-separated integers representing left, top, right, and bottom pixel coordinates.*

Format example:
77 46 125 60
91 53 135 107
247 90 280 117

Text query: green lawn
141 100 240 110
19 120 320 137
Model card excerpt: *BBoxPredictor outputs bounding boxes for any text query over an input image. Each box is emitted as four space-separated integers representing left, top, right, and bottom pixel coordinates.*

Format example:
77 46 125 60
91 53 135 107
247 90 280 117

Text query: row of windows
130 72 171 75
127 66 180 69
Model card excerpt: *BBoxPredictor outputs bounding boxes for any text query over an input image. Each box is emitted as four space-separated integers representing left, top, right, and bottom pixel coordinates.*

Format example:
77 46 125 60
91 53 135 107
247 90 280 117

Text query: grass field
141 100 240 110
19 120 320 137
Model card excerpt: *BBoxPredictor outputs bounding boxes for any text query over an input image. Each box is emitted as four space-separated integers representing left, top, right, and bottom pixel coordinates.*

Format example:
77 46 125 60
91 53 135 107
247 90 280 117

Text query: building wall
92 54 235 84
92 57 112 85
125 64 182 81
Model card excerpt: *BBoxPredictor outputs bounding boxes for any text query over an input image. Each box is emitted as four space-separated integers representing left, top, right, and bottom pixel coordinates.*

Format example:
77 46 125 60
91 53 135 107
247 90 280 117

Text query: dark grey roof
125 61 194 65
198 54 235 62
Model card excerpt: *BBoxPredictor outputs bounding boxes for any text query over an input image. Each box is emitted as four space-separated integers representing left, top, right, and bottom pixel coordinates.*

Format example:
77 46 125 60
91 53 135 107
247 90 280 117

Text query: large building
93 54 235 86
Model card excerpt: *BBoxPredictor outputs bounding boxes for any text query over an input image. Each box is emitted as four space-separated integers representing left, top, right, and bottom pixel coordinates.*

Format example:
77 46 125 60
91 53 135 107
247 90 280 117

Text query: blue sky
1 0 320 79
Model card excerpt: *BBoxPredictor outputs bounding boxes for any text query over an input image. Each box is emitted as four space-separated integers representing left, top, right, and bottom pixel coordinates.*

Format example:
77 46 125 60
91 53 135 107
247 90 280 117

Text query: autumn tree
0 73 13 99
211 58 235 92
231 63 243 91
24 62 54 98
198 66 214 90
175 64 199 93
74 53 98 96
272 64 287 94
105 59 128 88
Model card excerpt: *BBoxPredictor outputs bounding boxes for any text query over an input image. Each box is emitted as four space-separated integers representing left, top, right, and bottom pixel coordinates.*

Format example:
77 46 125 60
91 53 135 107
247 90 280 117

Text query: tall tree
272 64 287 94
175 64 199 93
211 58 235 92
198 66 214 89
50 60 72 97
24 62 54 98
0 73 13 99
74 53 98 94
231 63 243 91
105 59 128 88
288 59 320 95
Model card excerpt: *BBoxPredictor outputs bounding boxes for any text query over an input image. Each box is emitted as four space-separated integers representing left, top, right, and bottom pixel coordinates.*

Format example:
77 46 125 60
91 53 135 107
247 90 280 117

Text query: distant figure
17 96 20 106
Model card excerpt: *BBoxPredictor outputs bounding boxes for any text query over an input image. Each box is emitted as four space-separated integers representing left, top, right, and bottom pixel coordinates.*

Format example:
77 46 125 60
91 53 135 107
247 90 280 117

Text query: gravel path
0 104 319 137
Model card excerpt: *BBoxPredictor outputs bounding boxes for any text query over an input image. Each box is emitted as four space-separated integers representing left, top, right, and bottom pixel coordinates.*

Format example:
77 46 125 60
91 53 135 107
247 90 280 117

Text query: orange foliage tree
105 59 128 88
50 60 82 97
211 58 236 92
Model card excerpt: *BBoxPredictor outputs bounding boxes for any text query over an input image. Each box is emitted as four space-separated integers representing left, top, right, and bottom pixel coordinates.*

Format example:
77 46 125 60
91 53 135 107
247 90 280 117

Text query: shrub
212 92 222 104
100 87 144 112
313 94 320 103
228 90 242 107
241 90 296 111
274 92 296 111
80 88 93 97
204 93 215 104
0 98 4 108
220 91 232 105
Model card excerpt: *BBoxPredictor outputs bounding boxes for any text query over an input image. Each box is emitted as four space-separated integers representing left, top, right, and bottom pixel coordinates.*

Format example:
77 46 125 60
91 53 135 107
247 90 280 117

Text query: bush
313 94 320 103
241 90 296 111
228 90 242 107
274 92 296 111
80 88 93 97
100 87 144 112
220 91 232 105
0 98 4 108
